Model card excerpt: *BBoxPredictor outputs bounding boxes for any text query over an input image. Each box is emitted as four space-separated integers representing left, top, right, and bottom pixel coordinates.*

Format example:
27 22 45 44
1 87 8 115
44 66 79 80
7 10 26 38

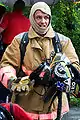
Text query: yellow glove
8 76 17 89
11 76 32 95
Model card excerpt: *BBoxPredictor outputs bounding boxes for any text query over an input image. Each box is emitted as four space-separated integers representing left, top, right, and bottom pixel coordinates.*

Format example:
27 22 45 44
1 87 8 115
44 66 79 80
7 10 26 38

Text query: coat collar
28 26 55 39
31 39 43 50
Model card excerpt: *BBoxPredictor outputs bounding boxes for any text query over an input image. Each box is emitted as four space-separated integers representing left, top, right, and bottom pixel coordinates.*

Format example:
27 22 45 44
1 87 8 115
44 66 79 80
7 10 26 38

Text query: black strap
52 32 62 53
19 32 29 70
10 103 14 119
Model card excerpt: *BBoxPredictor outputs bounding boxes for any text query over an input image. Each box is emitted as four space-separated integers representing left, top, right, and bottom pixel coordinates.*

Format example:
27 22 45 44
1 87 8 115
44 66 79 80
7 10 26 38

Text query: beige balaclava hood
29 2 51 35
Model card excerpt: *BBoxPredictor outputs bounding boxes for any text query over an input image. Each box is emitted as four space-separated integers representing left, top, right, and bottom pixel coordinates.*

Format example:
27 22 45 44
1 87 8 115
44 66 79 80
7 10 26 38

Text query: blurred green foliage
23 5 31 18
70 95 80 107
50 0 80 60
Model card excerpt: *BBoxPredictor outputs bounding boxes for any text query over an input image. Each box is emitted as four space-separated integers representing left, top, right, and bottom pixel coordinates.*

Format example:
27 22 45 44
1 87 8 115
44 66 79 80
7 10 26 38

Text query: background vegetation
51 0 80 60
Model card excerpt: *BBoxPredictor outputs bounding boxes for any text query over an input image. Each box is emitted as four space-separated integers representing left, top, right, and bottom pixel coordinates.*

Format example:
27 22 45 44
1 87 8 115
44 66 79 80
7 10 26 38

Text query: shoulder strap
10 103 14 119
52 32 62 53
20 32 29 69
19 32 62 70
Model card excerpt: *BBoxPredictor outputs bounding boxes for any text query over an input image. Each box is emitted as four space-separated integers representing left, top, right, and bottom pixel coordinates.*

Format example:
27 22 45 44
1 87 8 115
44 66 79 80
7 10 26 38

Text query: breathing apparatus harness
28 32 80 119
12 32 80 120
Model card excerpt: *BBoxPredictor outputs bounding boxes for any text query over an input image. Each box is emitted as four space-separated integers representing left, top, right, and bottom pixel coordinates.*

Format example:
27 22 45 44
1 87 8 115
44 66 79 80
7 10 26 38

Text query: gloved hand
8 76 17 89
11 76 32 95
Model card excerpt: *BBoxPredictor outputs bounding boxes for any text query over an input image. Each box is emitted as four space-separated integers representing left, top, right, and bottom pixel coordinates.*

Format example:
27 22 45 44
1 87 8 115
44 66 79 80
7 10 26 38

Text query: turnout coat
0 26 79 119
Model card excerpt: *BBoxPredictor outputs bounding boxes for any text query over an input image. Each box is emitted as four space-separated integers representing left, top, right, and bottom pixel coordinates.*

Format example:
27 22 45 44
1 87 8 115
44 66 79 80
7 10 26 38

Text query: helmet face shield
0 106 13 120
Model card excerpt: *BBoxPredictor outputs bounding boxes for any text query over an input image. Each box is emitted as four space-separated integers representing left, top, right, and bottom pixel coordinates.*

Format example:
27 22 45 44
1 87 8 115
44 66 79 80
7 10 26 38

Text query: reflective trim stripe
0 101 69 120
27 105 69 120
27 112 39 119
0 66 16 88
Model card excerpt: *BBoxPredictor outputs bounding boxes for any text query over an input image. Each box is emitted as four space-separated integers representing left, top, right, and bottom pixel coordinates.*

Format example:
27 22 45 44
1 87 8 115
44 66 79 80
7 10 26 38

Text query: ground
62 106 80 120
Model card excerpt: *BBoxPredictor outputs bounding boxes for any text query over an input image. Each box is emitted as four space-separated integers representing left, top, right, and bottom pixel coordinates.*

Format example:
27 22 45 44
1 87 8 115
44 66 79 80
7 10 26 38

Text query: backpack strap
19 32 62 71
52 32 62 53
19 32 29 70
10 103 14 119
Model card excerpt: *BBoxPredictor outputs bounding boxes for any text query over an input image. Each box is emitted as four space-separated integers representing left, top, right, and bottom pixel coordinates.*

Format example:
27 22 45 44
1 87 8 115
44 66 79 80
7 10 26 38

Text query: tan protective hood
29 2 52 35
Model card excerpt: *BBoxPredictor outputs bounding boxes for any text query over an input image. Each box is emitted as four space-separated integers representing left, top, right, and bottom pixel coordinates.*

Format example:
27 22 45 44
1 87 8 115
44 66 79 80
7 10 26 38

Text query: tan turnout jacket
0 27 79 114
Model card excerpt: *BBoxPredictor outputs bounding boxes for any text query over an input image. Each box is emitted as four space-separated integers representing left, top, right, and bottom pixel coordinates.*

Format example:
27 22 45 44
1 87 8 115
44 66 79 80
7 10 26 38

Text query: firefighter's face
34 10 50 28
